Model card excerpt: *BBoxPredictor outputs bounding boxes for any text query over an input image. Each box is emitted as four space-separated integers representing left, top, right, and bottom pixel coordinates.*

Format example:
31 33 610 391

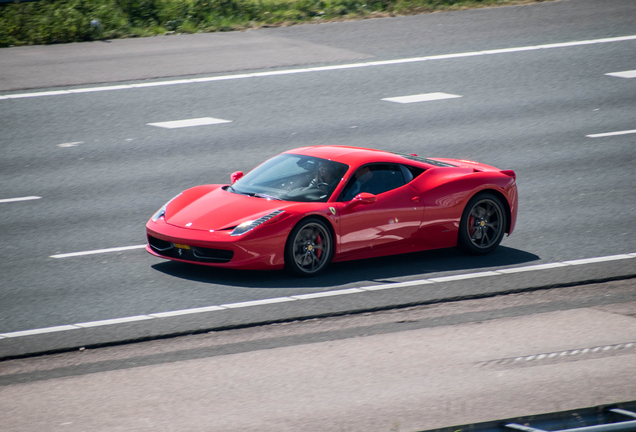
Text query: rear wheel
458 193 506 255
285 218 333 277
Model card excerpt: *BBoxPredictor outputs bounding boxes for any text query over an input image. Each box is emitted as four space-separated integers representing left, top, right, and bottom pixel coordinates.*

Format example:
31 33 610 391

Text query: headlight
151 193 182 222
230 210 285 236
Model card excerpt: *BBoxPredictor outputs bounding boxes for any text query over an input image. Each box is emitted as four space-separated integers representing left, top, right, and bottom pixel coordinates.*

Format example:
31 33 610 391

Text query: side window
401 164 425 183
339 163 407 201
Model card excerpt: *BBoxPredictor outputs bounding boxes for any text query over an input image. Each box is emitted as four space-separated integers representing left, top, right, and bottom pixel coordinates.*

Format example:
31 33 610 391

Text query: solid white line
221 297 297 308
0 196 42 204
562 254 634 265
74 315 154 328
50 244 146 258
586 129 636 138
0 325 79 338
605 70 636 78
382 92 462 104
428 271 501 283
147 117 232 129
497 262 569 274
5 252 635 340
2 35 635 101
291 288 365 300
149 306 227 318
363 279 434 291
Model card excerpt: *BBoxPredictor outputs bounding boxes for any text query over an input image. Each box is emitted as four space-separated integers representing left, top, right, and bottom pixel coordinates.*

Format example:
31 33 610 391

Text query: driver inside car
308 162 340 194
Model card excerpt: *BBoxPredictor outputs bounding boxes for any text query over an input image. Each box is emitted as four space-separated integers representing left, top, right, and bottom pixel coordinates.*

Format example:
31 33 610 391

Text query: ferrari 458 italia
146 146 517 276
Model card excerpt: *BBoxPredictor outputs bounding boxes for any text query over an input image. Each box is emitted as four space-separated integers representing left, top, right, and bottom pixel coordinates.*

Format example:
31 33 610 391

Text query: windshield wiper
254 193 283 201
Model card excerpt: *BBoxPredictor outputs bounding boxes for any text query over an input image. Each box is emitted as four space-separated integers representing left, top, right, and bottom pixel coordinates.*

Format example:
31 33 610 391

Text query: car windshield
230 154 349 202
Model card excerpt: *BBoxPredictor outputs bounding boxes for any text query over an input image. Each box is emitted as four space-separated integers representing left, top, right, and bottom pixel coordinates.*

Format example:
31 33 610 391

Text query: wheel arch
283 214 337 272
471 188 512 234
288 214 337 245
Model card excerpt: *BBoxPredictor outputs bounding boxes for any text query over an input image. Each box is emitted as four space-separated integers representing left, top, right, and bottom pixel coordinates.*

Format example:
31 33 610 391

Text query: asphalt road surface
2 280 635 431
1 0 635 361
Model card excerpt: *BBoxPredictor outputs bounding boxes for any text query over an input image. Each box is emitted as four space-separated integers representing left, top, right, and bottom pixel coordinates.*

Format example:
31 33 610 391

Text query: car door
335 163 424 255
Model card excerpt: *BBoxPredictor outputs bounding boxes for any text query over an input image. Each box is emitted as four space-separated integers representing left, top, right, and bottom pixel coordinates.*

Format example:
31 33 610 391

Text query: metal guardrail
421 402 636 432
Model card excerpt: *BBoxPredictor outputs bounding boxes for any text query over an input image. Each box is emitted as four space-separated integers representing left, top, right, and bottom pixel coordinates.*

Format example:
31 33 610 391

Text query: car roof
283 145 432 168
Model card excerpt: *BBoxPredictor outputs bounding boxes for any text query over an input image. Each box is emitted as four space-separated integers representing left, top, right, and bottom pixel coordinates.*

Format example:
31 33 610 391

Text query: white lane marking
291 288 365 300
149 306 227 318
428 271 501 283
0 196 41 204
382 92 462 104
606 70 636 78
479 342 636 367
57 142 83 148
5 252 635 340
363 279 434 291
562 254 634 265
586 129 636 138
2 35 635 101
50 244 146 258
221 297 297 308
147 117 232 129
74 315 154 328
497 262 569 274
1 325 79 338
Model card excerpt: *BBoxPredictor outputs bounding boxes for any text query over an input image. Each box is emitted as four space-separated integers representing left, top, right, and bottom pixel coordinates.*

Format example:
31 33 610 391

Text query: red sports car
146 146 517 277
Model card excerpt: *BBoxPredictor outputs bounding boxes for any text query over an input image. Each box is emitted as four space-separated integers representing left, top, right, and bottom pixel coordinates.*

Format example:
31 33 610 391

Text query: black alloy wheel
285 218 333 277
458 193 506 255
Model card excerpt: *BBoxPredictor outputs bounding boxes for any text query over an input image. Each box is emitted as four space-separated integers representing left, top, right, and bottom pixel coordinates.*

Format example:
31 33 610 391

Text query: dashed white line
382 92 462 104
50 245 146 259
605 70 636 78
57 142 83 148
479 342 636 367
4 251 634 340
0 196 42 204
147 117 232 129
586 129 636 138
2 35 635 101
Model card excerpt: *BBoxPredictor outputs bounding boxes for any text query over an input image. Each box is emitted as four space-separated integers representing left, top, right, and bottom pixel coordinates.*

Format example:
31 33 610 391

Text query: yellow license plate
173 243 190 250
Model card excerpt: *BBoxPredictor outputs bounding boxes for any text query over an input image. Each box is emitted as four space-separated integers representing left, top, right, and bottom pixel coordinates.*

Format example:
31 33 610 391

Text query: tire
285 218 333 277
458 192 507 255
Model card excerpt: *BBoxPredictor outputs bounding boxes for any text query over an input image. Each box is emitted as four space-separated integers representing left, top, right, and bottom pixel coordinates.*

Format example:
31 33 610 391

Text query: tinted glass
339 163 407 201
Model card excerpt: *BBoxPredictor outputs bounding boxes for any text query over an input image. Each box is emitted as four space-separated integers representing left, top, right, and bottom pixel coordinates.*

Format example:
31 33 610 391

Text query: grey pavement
1 280 635 431
1 0 635 91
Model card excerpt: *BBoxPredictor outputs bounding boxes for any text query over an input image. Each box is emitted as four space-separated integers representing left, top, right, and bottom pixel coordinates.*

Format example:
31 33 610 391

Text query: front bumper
145 217 290 270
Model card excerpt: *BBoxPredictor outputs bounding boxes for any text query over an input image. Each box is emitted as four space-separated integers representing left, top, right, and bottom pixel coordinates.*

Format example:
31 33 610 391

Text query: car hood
163 185 294 231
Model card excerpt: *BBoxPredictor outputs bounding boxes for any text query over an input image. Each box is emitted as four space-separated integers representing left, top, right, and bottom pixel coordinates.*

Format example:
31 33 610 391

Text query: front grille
148 236 172 251
148 236 233 263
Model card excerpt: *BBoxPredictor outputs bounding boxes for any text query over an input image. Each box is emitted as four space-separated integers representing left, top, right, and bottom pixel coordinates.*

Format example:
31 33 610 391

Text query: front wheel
285 218 333 277
458 193 506 255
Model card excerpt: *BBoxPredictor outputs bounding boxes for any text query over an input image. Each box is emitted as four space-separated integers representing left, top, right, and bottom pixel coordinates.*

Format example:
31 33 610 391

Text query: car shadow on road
151 246 540 289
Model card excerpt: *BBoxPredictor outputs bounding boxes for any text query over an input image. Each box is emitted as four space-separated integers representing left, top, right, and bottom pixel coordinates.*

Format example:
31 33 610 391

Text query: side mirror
345 192 377 209
356 192 377 204
231 171 244 184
